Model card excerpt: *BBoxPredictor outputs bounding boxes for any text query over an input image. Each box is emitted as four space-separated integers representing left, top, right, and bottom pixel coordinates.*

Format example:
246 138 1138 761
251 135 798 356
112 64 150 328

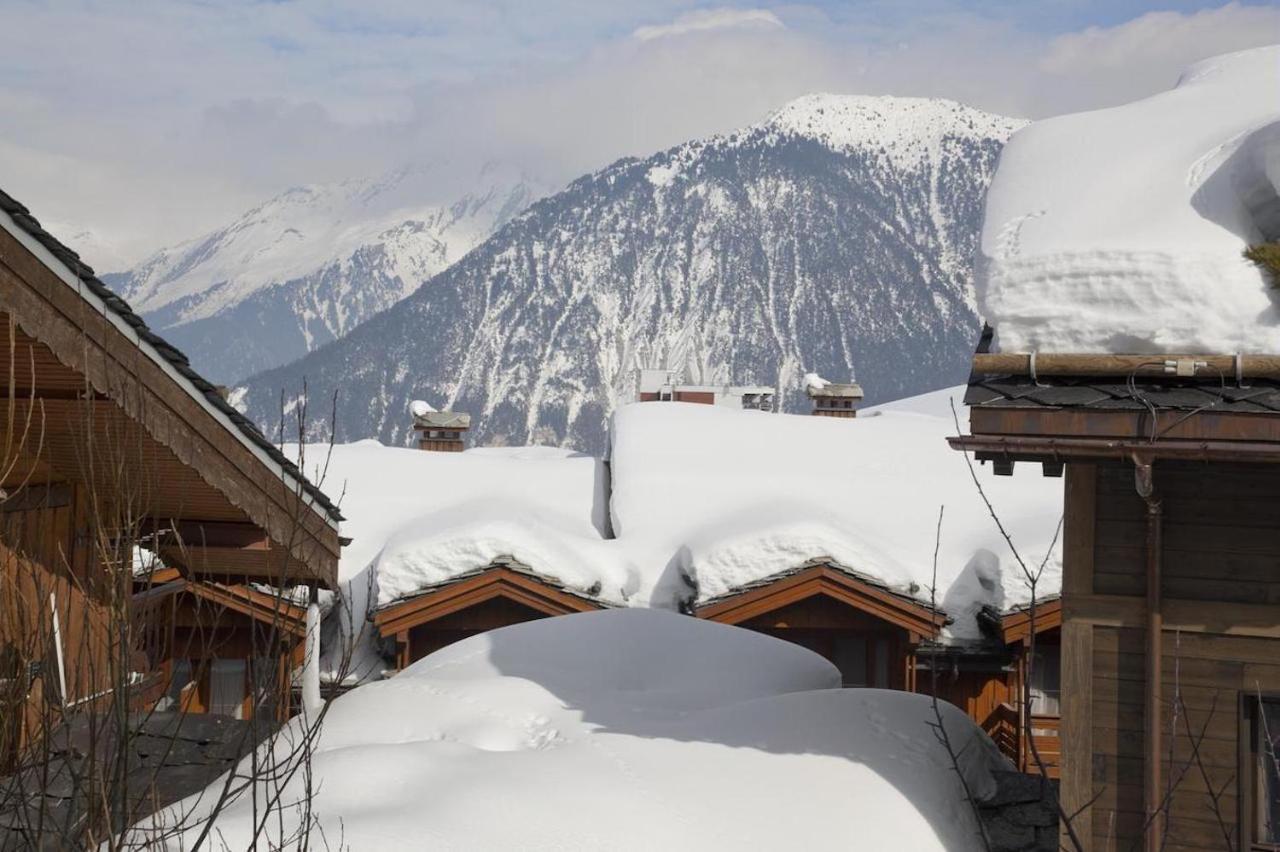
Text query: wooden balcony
1021 713 1061 779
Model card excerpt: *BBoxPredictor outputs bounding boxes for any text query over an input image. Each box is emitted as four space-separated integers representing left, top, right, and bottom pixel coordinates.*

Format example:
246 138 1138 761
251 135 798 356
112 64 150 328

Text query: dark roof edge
0 188 343 524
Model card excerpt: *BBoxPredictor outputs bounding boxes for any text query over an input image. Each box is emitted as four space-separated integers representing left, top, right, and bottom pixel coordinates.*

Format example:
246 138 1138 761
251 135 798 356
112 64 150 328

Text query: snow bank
979 46 1280 354
131 610 1003 851
609 396 1063 636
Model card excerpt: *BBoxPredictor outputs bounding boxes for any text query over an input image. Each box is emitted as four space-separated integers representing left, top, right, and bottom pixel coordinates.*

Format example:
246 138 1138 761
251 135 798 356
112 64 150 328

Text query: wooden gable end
372 567 603 670
694 564 941 641
0 219 340 588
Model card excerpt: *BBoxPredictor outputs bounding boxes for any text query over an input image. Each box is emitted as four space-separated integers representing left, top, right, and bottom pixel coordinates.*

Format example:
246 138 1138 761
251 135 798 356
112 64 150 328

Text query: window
158 658 193 712
831 636 893 689
1248 696 1280 849
208 659 247 718
1028 645 1061 717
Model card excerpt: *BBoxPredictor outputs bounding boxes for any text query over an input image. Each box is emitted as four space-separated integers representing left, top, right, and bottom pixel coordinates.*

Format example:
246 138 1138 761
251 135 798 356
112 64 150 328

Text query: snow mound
610 397 1063 636
373 499 637 606
132 610 1003 851
978 45 1280 354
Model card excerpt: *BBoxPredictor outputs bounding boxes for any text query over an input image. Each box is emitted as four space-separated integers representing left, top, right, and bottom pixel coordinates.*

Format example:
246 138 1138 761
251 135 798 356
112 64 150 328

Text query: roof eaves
0 188 343 524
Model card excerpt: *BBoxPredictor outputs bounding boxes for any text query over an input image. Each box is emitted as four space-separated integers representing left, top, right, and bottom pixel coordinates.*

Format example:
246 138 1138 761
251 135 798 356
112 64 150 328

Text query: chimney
410 400 471 452
806 381 864 418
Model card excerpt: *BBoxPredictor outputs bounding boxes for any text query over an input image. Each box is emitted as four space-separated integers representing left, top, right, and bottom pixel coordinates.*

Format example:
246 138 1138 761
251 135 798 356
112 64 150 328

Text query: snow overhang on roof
413 411 472 430
0 188 343 527
806 382 864 399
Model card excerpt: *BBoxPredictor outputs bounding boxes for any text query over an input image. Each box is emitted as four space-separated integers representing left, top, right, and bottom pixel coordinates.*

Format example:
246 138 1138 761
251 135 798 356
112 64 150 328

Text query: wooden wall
406 596 552 663
1062 460 1280 852
0 481 116 764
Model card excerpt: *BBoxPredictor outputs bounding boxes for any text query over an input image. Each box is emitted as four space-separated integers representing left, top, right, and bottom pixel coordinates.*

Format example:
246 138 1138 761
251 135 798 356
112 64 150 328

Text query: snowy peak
756 94 1027 169
119 162 541 320
236 94 1017 454
106 162 545 383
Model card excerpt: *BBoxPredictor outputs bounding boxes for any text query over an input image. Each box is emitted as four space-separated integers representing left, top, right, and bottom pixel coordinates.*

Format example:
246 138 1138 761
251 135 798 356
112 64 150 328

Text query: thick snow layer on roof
609 396 1063 637
978 46 1280 354
287 441 624 680
132 610 1003 851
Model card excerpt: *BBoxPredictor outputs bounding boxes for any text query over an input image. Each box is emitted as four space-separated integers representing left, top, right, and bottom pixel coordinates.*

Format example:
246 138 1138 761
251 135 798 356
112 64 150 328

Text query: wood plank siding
1064 460 1280 852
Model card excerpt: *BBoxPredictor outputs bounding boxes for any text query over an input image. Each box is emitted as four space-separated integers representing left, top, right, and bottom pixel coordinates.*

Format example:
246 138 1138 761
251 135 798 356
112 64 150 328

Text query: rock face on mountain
236 95 1024 454
104 164 540 383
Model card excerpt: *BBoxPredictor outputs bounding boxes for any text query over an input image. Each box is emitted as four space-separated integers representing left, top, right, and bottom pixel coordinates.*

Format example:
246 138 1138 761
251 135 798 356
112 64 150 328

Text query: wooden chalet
412 409 471 453
951 334 1280 851
695 559 939 690
0 188 343 761
693 557 1062 772
374 558 602 669
132 579 309 720
806 381 864 418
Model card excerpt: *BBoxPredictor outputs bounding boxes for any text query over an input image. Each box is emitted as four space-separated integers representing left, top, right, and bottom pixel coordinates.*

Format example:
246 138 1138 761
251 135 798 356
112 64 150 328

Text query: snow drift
129 609 1004 851
978 45 1280 354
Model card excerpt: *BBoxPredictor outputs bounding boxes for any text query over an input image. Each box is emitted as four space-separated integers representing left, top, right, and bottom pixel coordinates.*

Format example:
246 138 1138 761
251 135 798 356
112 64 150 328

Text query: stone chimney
410 400 471 452
806 381 864 418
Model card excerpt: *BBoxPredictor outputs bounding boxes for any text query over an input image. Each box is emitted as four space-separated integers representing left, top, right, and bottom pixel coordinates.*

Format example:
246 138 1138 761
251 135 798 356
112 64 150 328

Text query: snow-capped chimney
805 377 863 418
410 400 471 452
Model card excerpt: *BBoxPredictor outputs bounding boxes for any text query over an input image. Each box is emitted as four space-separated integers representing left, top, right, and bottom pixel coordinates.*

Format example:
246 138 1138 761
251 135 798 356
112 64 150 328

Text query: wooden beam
1059 619 1094 844
1002 598 1063 645
373 567 601 637
1063 593 1280 639
968 407 1280 445
145 520 271 550
695 565 940 638
973 352 1280 379
1063 463 1096 599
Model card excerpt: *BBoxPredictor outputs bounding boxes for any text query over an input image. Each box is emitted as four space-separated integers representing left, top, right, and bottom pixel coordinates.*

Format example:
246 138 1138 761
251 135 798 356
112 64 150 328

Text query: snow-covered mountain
104 163 542 383
236 95 1025 453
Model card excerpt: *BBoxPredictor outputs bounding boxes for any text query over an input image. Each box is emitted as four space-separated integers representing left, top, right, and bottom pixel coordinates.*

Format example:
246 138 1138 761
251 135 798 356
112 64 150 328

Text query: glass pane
248 657 278 720
209 659 246 718
832 636 868 687
873 639 890 689
165 659 192 710
1262 699 1280 843
1029 646 1061 716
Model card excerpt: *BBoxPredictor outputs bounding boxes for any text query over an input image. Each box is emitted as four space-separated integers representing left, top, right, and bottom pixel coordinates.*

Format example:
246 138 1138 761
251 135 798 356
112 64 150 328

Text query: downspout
302 586 322 718
1133 455 1162 851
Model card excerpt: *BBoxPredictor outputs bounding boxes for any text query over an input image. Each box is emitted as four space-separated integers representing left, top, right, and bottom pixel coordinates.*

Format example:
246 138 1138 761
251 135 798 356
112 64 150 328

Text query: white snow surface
308 387 1061 676
763 94 1026 171
119 162 541 323
132 609 1003 851
610 394 1063 637
978 46 1280 354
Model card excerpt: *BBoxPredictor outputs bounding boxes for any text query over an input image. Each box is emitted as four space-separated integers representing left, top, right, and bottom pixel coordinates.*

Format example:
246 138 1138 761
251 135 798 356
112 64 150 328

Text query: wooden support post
1134 456 1163 852
1060 462 1097 844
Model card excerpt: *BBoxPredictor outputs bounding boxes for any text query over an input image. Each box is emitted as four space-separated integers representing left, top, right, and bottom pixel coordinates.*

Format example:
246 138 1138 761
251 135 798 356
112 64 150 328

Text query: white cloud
1 2 1277 265
632 8 785 41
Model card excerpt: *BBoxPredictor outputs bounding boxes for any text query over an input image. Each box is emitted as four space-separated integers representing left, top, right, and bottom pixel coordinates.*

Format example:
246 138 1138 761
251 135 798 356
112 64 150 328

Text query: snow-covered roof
610 389 1063 638
303 386 1063 681
135 609 1004 851
978 46 1280 355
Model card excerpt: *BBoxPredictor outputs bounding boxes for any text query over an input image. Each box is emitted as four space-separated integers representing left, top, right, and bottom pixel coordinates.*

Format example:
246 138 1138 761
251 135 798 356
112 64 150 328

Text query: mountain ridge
105 163 544 383
231 93 1024 455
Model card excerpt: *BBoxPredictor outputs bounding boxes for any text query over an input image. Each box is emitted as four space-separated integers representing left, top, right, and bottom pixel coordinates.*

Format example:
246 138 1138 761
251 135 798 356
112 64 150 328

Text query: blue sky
1 1 1277 261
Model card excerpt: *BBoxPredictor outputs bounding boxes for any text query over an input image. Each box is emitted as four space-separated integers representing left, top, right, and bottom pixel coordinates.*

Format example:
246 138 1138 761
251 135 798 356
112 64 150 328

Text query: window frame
1241 691 1280 851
